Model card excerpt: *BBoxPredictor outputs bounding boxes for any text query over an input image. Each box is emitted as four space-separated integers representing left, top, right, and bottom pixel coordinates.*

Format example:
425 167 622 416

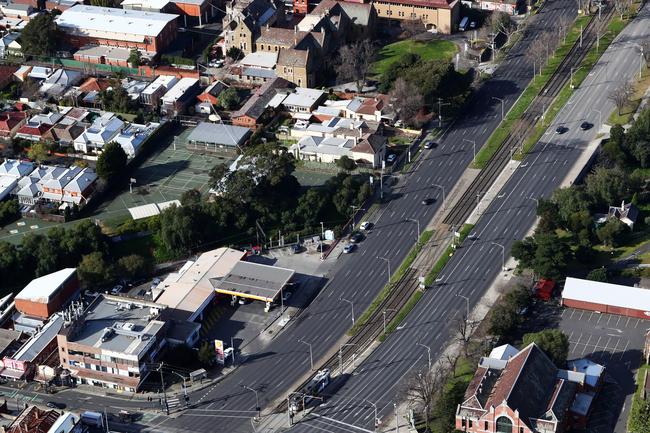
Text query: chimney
266 23 269 29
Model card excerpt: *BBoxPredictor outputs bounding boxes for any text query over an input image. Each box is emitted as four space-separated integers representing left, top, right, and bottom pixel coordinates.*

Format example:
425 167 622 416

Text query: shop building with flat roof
57 295 167 392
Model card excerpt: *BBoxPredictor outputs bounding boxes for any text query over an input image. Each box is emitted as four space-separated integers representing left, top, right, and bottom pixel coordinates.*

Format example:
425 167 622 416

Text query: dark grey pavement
286 3 650 433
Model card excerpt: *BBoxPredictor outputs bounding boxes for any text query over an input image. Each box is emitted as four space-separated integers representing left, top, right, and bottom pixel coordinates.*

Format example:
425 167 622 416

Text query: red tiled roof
17 123 51 137
372 0 454 9
0 111 26 131
78 77 111 93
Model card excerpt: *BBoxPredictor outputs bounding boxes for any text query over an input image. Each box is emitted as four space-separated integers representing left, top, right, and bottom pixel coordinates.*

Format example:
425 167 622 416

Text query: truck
80 411 104 428
291 369 331 412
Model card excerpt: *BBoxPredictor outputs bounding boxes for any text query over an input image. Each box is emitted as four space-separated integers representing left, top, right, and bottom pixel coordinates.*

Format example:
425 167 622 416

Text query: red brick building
15 268 79 320
55 5 179 54
456 344 600 433
562 277 650 319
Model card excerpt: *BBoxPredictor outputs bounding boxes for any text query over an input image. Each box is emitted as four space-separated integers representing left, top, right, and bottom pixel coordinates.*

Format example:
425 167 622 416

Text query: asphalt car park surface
559 308 646 433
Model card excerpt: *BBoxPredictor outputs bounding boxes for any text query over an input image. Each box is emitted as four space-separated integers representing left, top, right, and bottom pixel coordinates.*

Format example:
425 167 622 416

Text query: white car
360 221 371 230
386 154 397 163
111 285 123 295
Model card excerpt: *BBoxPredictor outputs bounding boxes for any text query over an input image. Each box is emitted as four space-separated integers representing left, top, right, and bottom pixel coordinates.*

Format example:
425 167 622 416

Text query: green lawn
372 39 457 76
609 65 650 125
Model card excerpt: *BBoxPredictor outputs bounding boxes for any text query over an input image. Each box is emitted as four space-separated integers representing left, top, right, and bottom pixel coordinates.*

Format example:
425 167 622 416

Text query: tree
389 77 424 125
613 0 633 19
99 79 134 113
336 155 357 171
96 142 128 181
488 302 519 338
609 81 634 115
336 39 376 94
19 12 60 57
585 166 629 207
226 47 243 61
27 142 52 163
401 19 425 37
586 267 608 282
522 329 569 367
526 37 547 76
0 199 19 226
117 254 152 279
208 163 229 190
217 87 240 110
402 368 448 429
556 15 573 43
197 341 215 366
180 189 202 207
157 205 200 257
128 48 142 67
596 218 626 247
533 232 571 280
490 11 516 41
77 252 113 287
511 237 536 271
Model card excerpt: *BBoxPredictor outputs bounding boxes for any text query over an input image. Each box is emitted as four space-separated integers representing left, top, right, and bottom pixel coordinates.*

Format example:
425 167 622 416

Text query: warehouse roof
187 122 251 147
56 5 178 39
16 268 76 304
562 277 650 313
211 261 294 303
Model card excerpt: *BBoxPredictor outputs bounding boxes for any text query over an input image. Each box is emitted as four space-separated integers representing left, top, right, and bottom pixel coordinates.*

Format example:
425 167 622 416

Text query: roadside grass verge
627 363 648 433
609 64 650 125
515 16 629 159
423 224 474 287
379 290 423 342
347 230 433 336
472 15 592 169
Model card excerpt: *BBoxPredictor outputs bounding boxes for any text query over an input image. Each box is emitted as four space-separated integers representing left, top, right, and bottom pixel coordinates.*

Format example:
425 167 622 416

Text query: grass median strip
472 15 592 169
515 16 628 159
347 230 433 336
424 224 474 287
378 291 423 342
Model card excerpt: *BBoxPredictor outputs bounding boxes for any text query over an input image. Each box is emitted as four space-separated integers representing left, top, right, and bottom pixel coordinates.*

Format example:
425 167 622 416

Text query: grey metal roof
186 122 252 147
211 261 294 302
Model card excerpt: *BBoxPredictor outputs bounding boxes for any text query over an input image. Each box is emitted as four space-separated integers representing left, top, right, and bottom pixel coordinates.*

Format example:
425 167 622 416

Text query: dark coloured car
343 244 356 254
46 402 66 409
421 198 434 205
291 244 302 254
580 121 593 131
424 141 437 149
350 233 364 243
555 125 568 134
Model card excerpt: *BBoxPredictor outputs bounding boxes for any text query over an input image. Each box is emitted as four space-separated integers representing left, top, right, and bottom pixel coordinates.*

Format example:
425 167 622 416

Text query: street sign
214 339 225 365
130 178 136 184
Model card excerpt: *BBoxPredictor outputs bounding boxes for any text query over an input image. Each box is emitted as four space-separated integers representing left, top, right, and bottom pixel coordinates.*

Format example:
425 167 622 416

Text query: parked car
469 21 477 29
111 285 123 295
46 401 66 409
291 244 302 254
350 233 364 243
580 121 593 130
343 244 356 254
386 154 397 164
424 141 437 149
359 221 372 230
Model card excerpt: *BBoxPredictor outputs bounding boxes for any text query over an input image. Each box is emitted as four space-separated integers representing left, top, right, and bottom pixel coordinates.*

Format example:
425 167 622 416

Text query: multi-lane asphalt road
149 2 580 432
39 1 578 431
286 3 650 432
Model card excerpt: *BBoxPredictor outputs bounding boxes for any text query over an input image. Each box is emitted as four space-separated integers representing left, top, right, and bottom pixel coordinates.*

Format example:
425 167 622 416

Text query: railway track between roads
444 6 615 227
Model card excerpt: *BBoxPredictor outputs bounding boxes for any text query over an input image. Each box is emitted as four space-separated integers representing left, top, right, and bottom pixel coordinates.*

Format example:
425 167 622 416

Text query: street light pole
455 293 470 319
490 241 506 271
382 308 397 335
320 221 324 260
432 183 445 210
394 402 399 433
241 385 260 420
298 339 314 370
463 138 476 163
416 342 431 370
339 297 355 325
339 343 357 375
377 256 391 282
158 363 169 415
367 400 379 429
406 218 420 242
491 96 505 120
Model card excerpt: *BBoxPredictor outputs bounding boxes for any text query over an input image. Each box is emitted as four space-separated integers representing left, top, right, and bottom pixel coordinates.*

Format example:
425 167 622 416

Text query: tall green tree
20 13 60 57
217 88 240 110
522 329 569 367
96 142 128 181
128 48 142 67
197 341 215 366
596 218 626 247
77 252 114 287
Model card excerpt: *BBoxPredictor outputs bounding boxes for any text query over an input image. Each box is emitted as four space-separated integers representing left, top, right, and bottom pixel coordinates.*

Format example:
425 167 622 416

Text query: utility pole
437 98 450 128
158 363 169 415
320 221 324 260
406 218 420 242
382 308 397 335
367 400 379 430
394 402 399 433
580 25 583 48
241 385 260 420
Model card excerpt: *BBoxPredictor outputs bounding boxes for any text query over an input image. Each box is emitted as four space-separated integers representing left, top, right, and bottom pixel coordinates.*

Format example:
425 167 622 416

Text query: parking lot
558 308 647 433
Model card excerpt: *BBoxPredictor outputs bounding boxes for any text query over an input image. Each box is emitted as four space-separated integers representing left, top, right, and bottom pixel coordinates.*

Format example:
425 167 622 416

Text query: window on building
485 421 488 430
60 347 65 352
519 428 524 433
469 420 473 428
496 417 513 433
